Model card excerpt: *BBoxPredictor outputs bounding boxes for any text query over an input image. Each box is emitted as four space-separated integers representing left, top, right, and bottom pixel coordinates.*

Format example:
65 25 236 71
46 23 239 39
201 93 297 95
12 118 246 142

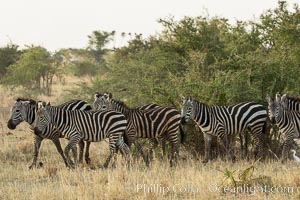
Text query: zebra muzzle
33 127 42 136
7 119 17 130
270 117 276 124
180 116 187 124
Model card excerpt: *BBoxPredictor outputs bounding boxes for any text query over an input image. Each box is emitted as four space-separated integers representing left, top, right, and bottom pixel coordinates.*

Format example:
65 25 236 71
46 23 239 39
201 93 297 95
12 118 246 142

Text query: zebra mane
286 95 300 103
111 99 130 110
16 98 37 105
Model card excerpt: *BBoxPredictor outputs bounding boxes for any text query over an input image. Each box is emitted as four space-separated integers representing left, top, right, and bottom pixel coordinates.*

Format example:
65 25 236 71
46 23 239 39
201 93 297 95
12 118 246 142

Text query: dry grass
1 77 300 200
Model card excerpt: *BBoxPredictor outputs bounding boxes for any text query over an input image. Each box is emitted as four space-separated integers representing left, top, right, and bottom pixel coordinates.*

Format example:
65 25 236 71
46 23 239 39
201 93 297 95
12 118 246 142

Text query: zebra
267 94 300 161
7 98 92 168
279 93 300 111
277 93 300 150
93 92 184 166
131 103 170 160
181 96 267 162
34 102 130 168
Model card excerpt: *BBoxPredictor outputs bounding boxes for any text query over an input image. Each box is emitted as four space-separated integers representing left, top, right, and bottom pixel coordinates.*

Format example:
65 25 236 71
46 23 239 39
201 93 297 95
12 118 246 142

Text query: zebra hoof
67 161 76 169
85 157 91 165
38 162 44 168
28 164 36 169
102 162 109 169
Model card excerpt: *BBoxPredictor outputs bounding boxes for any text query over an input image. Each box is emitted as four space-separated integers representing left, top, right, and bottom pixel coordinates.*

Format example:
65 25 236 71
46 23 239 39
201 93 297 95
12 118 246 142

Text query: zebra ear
265 95 271 103
47 102 51 106
94 93 99 101
181 96 186 103
37 102 44 109
275 93 281 102
281 94 287 103
103 93 112 100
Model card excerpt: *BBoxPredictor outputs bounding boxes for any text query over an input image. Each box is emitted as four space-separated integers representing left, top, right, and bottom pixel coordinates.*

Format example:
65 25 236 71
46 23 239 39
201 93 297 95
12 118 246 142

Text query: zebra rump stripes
181 96 267 162
34 102 130 168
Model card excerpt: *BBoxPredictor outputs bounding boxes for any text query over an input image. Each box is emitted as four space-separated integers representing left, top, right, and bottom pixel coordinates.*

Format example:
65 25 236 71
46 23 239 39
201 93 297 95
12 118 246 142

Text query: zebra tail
123 131 129 146
179 125 185 144
262 118 271 144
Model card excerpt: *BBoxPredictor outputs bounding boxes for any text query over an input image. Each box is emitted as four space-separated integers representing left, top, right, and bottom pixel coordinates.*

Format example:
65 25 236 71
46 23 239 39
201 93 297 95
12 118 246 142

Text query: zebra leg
78 140 84 164
134 140 149 166
148 138 159 161
282 135 294 162
71 145 78 165
251 127 265 160
220 135 229 160
116 136 130 156
51 138 70 167
168 135 179 167
116 135 131 167
161 139 167 158
222 135 236 162
203 133 212 163
85 141 91 164
29 135 43 169
244 130 249 158
103 134 118 168
64 135 81 169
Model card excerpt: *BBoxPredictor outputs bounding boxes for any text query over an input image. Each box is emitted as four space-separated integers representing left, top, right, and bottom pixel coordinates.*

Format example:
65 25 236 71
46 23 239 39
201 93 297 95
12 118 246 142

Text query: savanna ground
0 77 300 200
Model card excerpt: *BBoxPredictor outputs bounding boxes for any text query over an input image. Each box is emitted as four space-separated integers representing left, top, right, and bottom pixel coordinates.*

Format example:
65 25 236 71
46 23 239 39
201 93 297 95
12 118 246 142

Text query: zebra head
266 95 281 124
181 96 194 123
7 99 36 129
34 102 51 135
93 92 112 111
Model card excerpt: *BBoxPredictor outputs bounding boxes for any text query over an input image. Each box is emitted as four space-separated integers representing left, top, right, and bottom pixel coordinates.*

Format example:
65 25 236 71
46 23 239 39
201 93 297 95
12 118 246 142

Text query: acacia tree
3 46 57 95
0 43 20 76
87 30 115 63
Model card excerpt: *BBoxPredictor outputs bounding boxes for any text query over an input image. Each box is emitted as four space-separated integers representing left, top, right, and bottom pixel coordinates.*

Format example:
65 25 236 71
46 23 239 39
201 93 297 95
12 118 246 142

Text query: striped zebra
34 102 130 168
279 93 300 111
7 98 92 168
267 94 300 161
133 103 171 160
181 96 267 162
93 92 184 166
276 93 300 150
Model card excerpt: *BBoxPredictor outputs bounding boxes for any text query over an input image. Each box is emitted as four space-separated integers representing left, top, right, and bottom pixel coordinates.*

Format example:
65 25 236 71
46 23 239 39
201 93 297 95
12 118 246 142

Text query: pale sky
1 0 299 52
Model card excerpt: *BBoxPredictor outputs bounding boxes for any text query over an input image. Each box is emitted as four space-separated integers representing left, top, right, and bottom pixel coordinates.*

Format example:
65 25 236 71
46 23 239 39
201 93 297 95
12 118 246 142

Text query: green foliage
87 30 115 64
3 46 57 95
70 61 99 77
0 43 20 76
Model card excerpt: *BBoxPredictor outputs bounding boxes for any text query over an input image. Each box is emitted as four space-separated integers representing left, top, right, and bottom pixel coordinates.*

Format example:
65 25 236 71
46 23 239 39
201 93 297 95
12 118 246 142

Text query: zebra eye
102 105 107 109
15 109 20 112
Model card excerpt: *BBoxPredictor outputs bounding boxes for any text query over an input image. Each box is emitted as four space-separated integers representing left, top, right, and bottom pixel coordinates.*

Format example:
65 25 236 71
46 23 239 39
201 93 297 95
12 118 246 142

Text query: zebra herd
6 92 300 169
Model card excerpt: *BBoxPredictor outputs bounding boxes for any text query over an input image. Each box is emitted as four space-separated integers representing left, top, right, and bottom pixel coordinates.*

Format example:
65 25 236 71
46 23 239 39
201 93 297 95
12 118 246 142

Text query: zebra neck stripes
282 94 300 111
109 99 131 117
